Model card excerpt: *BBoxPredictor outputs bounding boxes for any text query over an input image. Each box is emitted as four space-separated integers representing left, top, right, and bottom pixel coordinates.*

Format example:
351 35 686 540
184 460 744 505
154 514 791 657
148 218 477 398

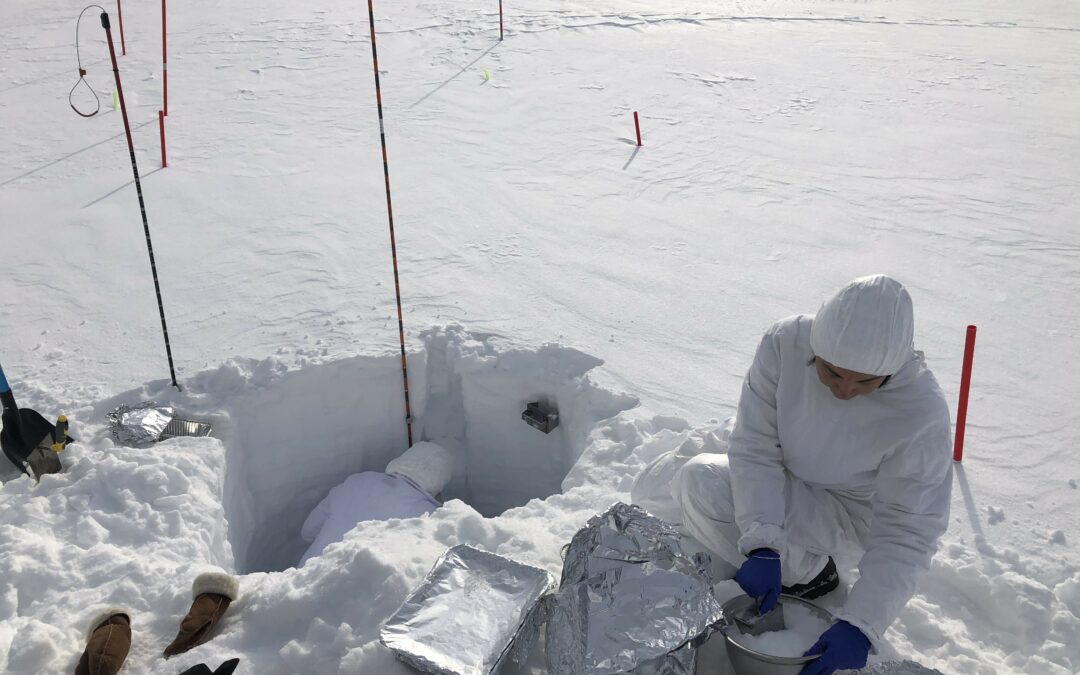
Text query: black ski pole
366 0 413 447
100 10 180 391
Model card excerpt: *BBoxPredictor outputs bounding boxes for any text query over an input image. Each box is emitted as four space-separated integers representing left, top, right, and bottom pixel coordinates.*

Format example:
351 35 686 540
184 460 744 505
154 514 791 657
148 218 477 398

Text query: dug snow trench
220 326 638 573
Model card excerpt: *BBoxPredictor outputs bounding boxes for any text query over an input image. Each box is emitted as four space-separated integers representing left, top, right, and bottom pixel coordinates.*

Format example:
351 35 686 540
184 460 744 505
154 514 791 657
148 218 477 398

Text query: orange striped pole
101 11 180 390
366 0 413 447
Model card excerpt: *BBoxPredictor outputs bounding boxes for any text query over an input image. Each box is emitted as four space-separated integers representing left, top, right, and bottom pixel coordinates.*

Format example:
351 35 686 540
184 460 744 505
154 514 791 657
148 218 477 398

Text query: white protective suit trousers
631 431 873 586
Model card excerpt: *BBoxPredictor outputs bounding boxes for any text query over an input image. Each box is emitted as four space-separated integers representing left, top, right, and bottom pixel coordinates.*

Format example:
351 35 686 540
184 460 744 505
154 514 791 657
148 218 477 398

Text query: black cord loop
70 5 107 117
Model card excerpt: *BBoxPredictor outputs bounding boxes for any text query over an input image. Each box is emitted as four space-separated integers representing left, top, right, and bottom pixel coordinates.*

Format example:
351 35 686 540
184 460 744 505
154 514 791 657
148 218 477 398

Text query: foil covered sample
108 401 175 446
546 502 723 675
381 544 556 675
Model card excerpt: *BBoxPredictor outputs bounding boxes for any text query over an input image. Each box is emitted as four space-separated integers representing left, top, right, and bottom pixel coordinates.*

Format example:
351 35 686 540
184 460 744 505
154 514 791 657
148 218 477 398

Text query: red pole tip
158 110 167 168
633 111 642 146
953 324 978 462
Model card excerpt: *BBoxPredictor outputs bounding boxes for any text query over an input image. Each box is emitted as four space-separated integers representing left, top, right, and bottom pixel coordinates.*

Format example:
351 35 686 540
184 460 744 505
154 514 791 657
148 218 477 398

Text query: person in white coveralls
632 275 952 675
299 441 454 566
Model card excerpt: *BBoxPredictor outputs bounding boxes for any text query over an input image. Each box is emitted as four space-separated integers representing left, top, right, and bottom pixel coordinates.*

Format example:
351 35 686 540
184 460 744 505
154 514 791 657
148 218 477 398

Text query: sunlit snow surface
2 0 1079 672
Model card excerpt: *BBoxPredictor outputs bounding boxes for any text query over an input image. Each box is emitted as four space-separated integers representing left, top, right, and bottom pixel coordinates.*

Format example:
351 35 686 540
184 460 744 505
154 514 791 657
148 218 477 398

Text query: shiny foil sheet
108 401 175 446
546 502 723 675
381 544 556 675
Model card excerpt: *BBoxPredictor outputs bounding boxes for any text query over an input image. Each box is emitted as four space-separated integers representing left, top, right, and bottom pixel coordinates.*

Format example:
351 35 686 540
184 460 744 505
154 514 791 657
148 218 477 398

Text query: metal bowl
718 594 833 675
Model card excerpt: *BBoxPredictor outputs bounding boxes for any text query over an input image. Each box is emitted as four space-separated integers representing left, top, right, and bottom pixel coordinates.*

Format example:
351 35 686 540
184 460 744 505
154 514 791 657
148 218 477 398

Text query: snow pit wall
221 327 637 573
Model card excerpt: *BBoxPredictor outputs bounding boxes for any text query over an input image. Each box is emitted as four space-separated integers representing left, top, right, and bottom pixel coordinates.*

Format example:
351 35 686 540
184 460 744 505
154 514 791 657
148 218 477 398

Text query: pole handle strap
70 6 108 118
69 73 101 117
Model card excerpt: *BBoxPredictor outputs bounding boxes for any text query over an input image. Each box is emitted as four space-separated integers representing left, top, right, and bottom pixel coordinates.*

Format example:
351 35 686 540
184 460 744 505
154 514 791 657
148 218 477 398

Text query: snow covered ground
1 0 1078 672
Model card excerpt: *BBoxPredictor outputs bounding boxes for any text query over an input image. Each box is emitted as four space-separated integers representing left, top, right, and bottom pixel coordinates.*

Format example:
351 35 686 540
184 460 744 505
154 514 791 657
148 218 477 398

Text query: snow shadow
220 326 637 574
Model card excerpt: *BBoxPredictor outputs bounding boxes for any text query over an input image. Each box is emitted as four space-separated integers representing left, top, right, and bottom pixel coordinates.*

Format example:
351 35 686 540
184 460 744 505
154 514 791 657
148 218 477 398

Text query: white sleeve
839 418 953 644
301 494 333 543
728 327 788 556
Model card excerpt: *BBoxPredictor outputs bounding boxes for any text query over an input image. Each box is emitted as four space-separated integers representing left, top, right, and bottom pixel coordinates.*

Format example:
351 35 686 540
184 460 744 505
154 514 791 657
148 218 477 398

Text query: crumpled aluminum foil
381 544 557 675
107 401 175 446
545 502 723 675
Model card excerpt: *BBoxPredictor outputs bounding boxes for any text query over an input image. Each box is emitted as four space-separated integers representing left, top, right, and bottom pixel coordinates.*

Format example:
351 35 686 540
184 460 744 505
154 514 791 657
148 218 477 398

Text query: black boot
782 557 839 600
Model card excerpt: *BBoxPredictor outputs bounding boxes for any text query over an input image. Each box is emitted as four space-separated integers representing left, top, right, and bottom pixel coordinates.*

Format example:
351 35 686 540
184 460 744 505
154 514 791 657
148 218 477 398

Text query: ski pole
100 11 181 391
366 0 413 447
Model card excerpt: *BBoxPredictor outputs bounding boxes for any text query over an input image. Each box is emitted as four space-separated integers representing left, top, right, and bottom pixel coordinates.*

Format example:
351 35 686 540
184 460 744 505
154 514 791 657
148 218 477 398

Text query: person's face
814 358 888 400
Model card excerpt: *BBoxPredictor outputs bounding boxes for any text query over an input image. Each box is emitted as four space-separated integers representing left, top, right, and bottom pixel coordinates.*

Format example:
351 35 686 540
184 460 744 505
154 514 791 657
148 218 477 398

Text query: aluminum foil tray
381 544 556 675
160 418 213 439
109 401 212 445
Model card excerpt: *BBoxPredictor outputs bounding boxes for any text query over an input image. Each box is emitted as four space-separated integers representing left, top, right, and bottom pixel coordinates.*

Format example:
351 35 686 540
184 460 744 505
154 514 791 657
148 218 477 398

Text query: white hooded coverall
632 280 952 645
299 441 453 566
299 472 439 566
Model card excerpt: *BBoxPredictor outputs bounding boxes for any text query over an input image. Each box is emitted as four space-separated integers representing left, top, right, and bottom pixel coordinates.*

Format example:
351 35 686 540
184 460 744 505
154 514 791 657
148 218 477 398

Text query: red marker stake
117 0 126 55
633 111 642 146
162 0 168 116
953 325 977 462
159 111 167 168
499 0 504 41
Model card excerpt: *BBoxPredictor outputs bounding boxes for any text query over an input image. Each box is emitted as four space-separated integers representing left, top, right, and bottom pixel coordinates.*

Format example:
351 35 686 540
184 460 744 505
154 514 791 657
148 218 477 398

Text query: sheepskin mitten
75 608 131 675
163 572 239 658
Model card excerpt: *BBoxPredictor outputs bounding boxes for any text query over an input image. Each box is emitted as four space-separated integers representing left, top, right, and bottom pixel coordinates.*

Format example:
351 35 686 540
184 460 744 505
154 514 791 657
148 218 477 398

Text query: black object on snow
522 400 559 433
1 361 71 478
178 658 240 675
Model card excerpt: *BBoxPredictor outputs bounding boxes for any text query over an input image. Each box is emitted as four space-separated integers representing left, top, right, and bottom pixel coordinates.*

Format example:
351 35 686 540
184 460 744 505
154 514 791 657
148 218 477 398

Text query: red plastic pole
633 111 642 146
162 0 168 116
953 325 977 462
116 0 126 55
159 111 167 168
499 0 504 41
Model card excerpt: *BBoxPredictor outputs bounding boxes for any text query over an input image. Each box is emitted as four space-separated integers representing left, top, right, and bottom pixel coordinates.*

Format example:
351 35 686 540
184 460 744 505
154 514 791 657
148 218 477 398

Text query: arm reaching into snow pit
300 493 332 544
298 442 454 566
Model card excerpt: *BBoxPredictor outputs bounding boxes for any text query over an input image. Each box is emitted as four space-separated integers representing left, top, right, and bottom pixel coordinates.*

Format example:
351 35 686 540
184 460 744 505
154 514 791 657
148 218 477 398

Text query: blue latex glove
800 620 871 675
734 548 782 614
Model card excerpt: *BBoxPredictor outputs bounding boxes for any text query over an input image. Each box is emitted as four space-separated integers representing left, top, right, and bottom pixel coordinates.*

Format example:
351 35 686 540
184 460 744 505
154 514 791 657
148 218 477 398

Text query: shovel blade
1 408 55 462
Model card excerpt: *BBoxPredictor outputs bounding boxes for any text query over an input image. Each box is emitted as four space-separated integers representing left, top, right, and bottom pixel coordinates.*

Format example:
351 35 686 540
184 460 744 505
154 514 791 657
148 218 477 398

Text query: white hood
809 275 915 376
385 441 454 497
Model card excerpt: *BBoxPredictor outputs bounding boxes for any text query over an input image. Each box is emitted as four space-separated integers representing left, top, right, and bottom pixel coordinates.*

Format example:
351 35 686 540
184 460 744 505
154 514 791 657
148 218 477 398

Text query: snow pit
217 326 638 573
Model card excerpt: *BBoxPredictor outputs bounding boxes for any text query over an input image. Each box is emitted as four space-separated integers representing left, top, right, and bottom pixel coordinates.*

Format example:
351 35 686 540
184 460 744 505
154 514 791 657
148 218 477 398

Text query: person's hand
734 548 782 613
800 620 871 675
